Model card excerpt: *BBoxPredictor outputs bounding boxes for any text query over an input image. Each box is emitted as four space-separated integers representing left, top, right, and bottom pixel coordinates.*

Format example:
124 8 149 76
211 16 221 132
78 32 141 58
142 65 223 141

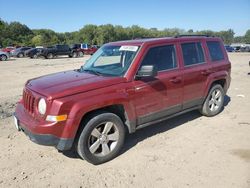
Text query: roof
108 36 220 46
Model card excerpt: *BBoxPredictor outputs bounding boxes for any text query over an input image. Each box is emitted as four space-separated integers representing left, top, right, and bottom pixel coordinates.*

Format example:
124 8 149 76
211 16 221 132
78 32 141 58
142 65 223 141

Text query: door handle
201 69 214 76
170 77 181 84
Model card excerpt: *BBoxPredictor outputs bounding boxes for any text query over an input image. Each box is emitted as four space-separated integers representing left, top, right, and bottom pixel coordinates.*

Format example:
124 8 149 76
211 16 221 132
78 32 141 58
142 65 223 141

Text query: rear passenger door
180 41 212 109
132 43 183 125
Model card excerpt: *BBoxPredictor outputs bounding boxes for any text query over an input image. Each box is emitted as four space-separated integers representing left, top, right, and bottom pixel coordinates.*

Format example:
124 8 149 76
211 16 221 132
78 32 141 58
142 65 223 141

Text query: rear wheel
76 112 125 165
0 54 7 61
72 52 78 58
200 84 225 117
47 53 53 59
17 53 24 58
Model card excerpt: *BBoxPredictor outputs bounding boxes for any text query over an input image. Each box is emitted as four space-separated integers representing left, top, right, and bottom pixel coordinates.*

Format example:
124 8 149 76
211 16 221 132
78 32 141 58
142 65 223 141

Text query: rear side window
140 45 177 71
207 41 224 61
181 42 205 66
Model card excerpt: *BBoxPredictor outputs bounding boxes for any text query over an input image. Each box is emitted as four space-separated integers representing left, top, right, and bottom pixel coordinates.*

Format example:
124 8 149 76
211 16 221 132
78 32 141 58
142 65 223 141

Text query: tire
72 52 78 58
17 53 24 58
200 84 225 117
78 51 84 57
33 54 38 59
47 53 53 59
0 54 7 61
76 112 125 165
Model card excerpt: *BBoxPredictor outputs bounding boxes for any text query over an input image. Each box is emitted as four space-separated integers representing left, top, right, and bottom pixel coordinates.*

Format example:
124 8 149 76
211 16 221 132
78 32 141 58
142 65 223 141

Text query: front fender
61 91 135 138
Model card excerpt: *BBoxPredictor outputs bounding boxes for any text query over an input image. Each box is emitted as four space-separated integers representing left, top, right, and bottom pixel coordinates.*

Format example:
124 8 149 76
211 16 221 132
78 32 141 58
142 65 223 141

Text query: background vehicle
240 45 250 52
40 44 76 59
71 43 98 56
11 47 32 57
14 36 231 164
1 47 15 54
25 48 43 58
0 51 9 61
224 45 234 52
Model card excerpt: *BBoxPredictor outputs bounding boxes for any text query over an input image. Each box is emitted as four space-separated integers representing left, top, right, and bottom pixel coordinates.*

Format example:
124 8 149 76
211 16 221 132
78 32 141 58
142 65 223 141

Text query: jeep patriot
14 36 231 164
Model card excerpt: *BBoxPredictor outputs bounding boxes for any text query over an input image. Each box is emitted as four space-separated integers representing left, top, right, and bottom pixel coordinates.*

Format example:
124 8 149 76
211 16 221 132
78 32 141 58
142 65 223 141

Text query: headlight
38 98 46 115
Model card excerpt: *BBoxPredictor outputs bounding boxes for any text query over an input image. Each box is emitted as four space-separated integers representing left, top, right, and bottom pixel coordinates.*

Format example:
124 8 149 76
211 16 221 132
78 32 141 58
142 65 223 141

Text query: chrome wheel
18 53 24 58
0 55 7 61
33 54 38 59
72 52 77 58
208 89 222 112
88 121 119 157
47 53 53 59
78 52 84 57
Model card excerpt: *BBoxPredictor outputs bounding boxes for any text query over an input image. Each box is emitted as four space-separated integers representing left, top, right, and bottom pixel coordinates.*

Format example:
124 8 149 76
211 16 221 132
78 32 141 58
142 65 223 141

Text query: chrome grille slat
23 90 35 114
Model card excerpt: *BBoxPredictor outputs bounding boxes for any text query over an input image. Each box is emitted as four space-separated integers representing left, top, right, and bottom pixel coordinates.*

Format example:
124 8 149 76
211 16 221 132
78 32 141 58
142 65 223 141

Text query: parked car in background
0 51 10 61
79 43 98 56
1 47 15 54
11 47 32 58
240 45 250 52
224 45 234 52
71 43 98 57
25 48 43 58
14 35 231 164
40 44 76 59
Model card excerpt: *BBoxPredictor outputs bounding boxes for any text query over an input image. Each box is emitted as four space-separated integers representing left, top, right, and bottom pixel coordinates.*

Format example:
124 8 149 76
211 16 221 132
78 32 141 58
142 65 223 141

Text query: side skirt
135 106 201 131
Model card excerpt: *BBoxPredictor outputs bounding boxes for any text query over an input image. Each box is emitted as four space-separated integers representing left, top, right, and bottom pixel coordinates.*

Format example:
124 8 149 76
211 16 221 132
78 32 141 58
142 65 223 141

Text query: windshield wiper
82 68 102 76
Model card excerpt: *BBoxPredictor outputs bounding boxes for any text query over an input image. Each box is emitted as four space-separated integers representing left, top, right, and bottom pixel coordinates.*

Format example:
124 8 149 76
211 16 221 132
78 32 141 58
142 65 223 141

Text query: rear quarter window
206 41 224 61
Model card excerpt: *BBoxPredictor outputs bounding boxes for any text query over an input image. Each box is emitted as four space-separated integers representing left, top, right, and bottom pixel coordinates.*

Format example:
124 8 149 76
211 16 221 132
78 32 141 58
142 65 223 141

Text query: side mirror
136 65 157 78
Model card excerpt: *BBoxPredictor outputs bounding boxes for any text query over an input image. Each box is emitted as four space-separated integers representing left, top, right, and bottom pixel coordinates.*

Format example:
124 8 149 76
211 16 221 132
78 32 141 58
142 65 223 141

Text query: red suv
14 36 231 164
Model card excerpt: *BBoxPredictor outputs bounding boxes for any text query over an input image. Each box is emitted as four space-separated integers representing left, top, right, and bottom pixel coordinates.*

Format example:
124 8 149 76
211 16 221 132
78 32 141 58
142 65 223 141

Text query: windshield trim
124 42 144 78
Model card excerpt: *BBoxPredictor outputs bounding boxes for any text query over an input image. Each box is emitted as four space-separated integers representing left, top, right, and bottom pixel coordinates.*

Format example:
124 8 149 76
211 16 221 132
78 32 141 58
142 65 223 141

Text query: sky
0 0 250 36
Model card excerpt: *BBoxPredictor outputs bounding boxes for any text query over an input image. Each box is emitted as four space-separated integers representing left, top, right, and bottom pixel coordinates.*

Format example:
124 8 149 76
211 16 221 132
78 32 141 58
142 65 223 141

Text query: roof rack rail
174 34 214 38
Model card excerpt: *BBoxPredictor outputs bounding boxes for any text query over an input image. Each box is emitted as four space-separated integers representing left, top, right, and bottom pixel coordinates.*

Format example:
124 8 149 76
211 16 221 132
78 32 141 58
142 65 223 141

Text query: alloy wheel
88 121 119 157
208 89 222 112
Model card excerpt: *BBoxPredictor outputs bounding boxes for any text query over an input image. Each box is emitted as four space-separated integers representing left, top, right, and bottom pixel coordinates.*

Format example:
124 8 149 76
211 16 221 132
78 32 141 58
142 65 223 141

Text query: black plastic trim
18 122 73 151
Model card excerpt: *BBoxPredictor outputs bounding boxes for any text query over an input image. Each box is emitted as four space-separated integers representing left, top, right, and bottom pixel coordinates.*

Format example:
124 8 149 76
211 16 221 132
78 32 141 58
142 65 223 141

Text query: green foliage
0 17 249 47
244 30 250 43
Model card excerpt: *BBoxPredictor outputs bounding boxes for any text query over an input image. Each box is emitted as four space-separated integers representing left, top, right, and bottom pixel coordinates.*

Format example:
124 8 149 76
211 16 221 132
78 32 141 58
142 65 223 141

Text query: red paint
15 36 231 142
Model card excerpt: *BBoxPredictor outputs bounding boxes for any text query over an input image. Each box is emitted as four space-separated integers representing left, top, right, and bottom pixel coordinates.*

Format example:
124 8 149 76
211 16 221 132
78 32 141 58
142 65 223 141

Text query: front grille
23 90 35 114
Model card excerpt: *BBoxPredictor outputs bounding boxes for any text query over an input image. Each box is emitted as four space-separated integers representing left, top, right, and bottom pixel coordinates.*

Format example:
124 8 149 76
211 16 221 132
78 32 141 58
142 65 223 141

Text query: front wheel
78 51 84 57
200 84 225 117
76 112 125 165
72 52 78 58
0 54 7 61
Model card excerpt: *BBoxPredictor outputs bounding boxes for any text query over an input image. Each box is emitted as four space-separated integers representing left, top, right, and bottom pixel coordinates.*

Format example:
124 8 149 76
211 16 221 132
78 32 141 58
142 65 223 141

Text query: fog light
46 115 67 122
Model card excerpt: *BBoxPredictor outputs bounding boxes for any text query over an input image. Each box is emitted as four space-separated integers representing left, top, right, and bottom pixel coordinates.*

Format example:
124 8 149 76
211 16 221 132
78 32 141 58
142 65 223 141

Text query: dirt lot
0 53 249 188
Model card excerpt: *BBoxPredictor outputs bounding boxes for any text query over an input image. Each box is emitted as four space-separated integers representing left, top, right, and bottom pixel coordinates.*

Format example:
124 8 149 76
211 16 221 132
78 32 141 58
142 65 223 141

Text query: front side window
81 45 140 76
140 45 177 71
207 41 224 61
181 42 205 66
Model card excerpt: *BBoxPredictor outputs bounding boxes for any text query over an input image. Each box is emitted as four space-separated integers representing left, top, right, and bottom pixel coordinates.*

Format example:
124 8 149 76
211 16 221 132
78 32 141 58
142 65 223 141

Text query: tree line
0 18 249 47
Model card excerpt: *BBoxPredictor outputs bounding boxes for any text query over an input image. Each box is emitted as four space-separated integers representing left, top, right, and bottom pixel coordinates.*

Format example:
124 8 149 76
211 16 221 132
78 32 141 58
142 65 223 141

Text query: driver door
131 43 183 125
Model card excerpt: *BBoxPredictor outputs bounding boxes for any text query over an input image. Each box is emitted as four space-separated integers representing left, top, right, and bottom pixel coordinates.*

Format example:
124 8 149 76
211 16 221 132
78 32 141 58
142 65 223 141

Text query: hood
26 70 126 99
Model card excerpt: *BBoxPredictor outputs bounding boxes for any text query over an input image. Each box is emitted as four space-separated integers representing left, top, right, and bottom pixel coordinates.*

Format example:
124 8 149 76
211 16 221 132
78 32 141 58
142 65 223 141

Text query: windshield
80 45 140 76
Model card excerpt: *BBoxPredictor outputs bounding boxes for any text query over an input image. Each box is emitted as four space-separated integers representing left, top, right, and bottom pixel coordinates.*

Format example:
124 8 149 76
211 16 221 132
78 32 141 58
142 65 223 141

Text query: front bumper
14 116 73 150
14 103 74 151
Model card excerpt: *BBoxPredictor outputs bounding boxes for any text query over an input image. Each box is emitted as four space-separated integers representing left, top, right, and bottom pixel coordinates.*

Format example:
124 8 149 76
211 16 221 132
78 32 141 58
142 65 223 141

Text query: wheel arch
204 71 229 98
72 103 135 145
